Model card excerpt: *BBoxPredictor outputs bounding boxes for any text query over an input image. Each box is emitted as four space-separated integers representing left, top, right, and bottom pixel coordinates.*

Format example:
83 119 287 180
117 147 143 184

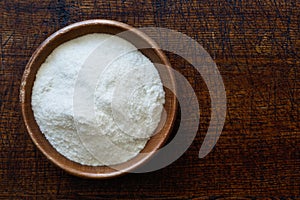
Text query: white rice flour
31 34 165 166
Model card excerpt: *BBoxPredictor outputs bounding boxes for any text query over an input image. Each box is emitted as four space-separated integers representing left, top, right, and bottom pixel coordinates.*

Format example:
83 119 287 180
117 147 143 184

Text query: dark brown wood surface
0 0 299 199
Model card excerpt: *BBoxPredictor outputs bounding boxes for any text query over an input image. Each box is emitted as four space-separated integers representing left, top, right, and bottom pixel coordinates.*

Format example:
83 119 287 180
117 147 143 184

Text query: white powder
31 33 165 166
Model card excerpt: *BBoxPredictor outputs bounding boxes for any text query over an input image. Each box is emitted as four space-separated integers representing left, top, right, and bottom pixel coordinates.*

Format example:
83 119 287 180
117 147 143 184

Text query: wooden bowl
20 19 177 179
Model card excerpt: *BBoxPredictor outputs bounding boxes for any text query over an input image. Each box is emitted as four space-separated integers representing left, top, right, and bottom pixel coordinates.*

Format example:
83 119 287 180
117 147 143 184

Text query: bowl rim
20 19 177 179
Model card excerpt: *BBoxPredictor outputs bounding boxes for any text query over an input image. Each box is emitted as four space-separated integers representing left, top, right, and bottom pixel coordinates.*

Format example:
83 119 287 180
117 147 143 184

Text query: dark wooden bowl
20 19 177 179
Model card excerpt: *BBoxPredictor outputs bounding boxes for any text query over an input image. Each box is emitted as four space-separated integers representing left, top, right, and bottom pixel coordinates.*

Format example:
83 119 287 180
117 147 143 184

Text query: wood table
1 0 299 199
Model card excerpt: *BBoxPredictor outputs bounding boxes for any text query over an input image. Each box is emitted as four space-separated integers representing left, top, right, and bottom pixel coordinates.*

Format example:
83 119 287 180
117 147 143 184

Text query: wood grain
0 0 299 198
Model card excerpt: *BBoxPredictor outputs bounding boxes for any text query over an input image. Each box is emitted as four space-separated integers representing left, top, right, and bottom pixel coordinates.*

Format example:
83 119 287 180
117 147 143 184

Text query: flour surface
31 33 165 166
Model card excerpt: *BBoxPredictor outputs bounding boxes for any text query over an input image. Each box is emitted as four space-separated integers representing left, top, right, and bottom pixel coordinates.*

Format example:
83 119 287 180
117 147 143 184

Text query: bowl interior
20 20 177 179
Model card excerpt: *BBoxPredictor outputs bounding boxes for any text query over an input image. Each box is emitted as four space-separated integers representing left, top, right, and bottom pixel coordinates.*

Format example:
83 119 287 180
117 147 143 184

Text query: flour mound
31 34 165 166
